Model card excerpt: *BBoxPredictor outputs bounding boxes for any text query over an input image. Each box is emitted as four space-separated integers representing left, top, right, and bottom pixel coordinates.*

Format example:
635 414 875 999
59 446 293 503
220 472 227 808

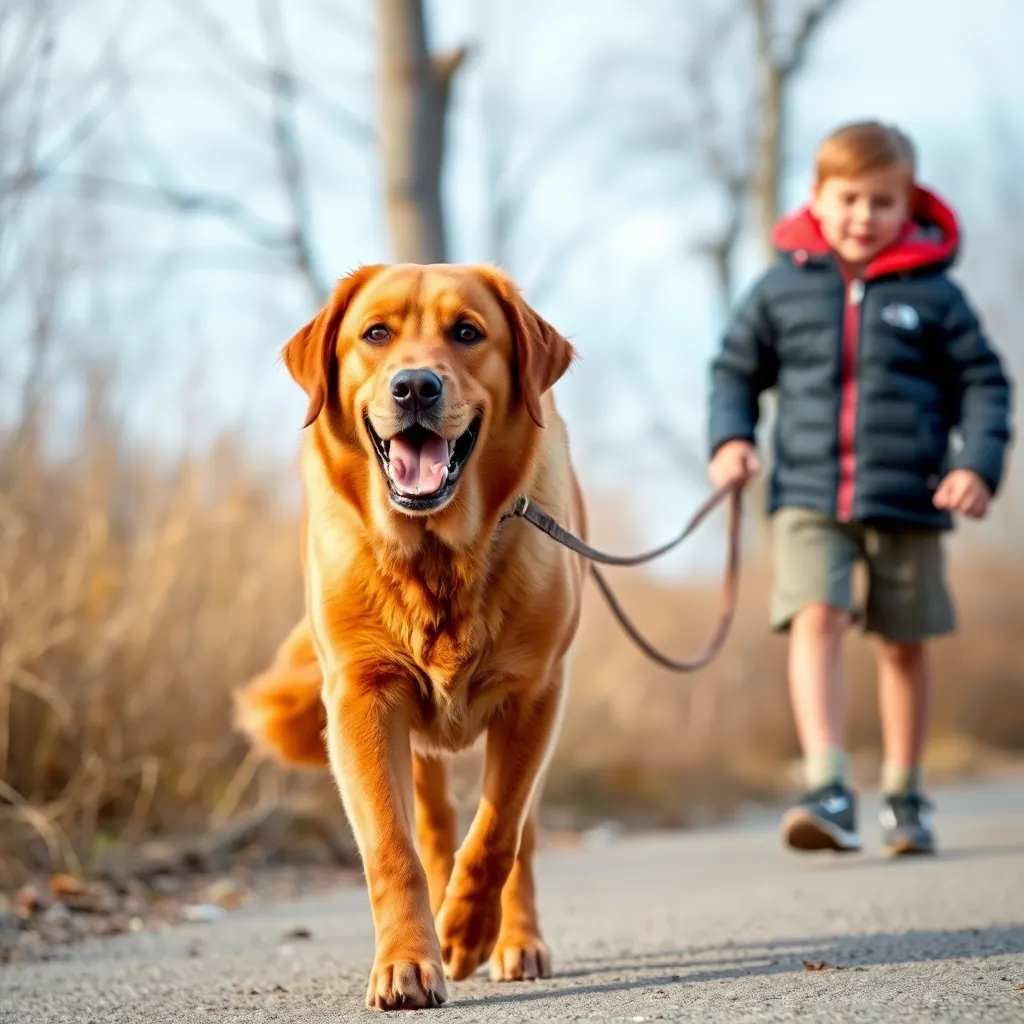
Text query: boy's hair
815 121 916 186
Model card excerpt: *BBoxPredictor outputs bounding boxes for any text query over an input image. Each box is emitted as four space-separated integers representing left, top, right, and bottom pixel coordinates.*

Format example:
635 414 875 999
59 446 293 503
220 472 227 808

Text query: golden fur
234 263 585 1010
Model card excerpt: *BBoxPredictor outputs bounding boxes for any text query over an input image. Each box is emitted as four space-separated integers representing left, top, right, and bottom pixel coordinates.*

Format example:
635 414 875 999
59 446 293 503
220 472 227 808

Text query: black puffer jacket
708 187 1013 530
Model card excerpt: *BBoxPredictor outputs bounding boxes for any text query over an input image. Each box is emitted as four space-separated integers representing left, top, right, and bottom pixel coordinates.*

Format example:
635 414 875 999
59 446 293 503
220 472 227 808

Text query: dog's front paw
489 933 551 981
365 956 447 1011
435 888 503 981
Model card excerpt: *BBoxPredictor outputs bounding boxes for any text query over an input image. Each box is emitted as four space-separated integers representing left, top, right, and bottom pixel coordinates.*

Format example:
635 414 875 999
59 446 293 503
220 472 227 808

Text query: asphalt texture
2 778 1023 1023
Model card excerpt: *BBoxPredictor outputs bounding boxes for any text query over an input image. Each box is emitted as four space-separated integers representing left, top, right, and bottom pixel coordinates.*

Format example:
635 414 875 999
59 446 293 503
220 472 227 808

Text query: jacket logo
881 302 920 330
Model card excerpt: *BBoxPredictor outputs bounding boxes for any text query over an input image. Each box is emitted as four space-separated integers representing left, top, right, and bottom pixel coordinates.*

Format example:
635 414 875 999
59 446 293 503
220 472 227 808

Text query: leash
500 476 747 672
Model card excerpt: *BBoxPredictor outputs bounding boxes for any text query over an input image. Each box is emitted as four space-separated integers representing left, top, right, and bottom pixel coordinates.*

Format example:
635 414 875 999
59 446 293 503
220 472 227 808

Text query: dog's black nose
390 368 443 412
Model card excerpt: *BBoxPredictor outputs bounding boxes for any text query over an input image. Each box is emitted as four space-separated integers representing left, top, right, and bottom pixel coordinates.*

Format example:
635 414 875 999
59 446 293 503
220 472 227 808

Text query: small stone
205 877 249 910
42 902 72 925
181 903 226 923
580 821 625 848
0 895 17 933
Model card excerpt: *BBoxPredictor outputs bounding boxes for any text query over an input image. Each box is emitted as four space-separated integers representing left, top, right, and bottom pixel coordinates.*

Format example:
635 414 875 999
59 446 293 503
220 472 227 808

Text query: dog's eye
453 322 483 345
364 324 391 345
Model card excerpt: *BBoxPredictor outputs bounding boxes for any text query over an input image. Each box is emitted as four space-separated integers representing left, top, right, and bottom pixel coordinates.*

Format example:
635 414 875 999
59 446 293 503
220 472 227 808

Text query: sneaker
781 781 862 853
881 792 935 856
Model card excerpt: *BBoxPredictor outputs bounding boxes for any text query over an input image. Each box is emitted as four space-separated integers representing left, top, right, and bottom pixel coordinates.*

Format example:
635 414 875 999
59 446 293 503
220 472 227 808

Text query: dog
234 263 586 1010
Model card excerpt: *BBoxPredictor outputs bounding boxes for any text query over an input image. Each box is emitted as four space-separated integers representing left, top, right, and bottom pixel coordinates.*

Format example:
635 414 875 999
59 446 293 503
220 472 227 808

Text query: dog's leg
324 686 447 1011
413 752 457 917
435 665 566 981
488 805 550 980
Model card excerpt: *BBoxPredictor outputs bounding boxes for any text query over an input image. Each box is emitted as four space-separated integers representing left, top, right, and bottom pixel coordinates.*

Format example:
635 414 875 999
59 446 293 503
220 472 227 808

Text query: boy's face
811 166 912 268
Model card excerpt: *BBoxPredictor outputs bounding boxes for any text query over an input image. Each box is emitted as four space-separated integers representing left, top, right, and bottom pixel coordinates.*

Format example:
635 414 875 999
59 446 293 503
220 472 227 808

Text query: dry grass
2 388 1022 881
0 401 308 883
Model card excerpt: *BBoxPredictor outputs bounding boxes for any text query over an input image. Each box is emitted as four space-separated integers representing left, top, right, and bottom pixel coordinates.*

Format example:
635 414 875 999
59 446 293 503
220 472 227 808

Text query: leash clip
500 495 530 523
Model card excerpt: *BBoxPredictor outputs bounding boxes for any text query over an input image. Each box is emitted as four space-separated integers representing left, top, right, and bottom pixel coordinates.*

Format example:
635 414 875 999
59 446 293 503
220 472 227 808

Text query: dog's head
282 263 575 533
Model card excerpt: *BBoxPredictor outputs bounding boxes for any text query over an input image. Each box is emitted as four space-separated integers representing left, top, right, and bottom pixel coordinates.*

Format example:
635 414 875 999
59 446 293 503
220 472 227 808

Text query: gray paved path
2 778 1023 1022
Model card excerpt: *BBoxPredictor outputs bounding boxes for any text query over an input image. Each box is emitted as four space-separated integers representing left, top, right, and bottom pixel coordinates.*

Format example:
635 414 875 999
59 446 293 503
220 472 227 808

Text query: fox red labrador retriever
235 263 585 1010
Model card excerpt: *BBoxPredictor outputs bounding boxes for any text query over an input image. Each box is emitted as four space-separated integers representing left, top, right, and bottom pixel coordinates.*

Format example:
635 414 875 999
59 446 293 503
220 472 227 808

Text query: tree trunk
376 0 462 264
754 0 783 265
753 0 842 263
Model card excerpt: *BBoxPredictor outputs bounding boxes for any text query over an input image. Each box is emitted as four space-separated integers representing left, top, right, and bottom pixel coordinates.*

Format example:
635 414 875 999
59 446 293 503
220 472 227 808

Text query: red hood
771 185 960 278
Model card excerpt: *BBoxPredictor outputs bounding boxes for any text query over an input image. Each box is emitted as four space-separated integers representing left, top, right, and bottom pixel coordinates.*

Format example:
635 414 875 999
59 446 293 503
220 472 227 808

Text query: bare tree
5 0 376 308
684 2 757 321
125 0 374 305
685 0 843 315
0 2 131 477
607 1 843 488
752 0 842 262
376 0 466 264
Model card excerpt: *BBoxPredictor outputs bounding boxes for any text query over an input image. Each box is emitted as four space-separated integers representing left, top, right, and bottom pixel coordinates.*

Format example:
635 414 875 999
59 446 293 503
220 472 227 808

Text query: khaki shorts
770 506 957 641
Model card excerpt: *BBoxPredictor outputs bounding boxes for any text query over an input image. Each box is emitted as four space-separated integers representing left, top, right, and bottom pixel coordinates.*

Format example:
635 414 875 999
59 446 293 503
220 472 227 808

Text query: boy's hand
709 439 760 488
933 469 991 519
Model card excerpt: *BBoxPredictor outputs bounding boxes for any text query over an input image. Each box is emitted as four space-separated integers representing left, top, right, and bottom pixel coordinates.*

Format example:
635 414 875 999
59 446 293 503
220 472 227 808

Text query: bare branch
785 0 843 74
434 45 470 112
174 0 373 145
18 7 55 179
682 0 756 310
28 172 293 251
0 3 50 111
435 46 469 86
752 0 842 259
258 0 328 304
29 79 126 183
590 349 706 481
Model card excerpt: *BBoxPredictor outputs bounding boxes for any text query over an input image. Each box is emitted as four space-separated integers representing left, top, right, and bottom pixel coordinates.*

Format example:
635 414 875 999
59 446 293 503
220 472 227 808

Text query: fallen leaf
49 874 87 897
802 959 842 971
1015 984 1024 991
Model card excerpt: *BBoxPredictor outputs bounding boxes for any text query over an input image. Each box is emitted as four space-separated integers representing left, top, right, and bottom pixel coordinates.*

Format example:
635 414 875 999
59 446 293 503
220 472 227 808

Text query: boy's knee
792 602 850 638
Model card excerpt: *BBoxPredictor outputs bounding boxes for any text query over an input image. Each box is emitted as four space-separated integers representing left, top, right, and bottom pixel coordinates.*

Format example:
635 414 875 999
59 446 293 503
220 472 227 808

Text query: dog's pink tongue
389 433 449 495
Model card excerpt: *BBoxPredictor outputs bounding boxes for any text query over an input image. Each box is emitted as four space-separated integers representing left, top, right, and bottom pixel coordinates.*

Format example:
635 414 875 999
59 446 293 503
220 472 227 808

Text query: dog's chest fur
375 539 517 747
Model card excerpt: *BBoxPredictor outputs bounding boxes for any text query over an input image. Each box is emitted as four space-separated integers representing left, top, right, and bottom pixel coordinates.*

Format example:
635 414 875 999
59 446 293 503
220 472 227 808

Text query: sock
882 762 922 797
804 749 848 790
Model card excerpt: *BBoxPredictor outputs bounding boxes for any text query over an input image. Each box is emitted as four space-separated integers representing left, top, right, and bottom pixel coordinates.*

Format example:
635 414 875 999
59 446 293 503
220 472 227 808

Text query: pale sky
4 0 1022 573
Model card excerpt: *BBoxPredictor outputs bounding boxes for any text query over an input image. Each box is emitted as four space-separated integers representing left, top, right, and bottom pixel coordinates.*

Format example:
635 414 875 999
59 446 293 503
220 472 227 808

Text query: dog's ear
479 266 576 428
282 265 386 428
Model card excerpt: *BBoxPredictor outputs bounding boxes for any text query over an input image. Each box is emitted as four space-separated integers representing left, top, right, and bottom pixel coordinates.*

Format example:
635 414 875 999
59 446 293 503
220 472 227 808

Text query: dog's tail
233 618 329 768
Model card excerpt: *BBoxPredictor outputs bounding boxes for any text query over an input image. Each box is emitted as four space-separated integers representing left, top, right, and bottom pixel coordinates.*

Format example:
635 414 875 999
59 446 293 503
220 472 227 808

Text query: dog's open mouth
366 416 481 511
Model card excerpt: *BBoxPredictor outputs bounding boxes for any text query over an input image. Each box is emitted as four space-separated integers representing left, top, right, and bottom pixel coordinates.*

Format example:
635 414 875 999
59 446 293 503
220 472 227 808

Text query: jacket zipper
836 276 864 521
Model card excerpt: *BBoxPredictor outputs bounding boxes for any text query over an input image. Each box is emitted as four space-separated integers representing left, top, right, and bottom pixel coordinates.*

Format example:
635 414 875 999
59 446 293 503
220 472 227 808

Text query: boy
707 121 1013 856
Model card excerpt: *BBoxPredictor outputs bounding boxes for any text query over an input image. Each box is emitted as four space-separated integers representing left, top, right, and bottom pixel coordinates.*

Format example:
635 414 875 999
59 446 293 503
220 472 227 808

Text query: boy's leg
789 603 851 785
770 508 862 853
876 638 929 796
864 527 956 855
